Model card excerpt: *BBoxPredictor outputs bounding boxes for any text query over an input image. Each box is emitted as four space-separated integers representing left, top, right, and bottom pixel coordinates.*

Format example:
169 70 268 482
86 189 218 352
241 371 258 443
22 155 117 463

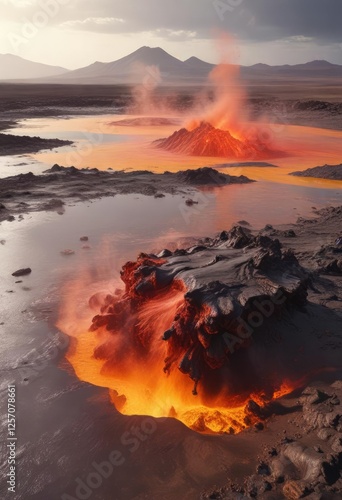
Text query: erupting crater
154 121 282 160
60 226 319 434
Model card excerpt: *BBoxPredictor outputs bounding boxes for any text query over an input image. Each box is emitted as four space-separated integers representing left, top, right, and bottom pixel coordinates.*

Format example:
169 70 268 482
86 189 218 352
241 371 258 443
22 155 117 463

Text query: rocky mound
173 167 253 185
0 133 72 156
290 163 342 180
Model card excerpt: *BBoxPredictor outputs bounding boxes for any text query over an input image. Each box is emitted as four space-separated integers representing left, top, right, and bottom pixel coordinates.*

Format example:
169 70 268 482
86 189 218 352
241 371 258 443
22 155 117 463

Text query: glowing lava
57 242 303 434
154 121 281 159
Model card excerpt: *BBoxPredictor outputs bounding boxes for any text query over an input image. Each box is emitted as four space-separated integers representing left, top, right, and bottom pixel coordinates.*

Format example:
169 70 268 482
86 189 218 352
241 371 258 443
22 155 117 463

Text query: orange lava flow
57 266 302 435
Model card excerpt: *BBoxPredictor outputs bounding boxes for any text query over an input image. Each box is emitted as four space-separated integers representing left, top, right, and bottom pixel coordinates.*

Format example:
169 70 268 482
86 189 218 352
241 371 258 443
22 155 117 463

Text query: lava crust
89 226 309 396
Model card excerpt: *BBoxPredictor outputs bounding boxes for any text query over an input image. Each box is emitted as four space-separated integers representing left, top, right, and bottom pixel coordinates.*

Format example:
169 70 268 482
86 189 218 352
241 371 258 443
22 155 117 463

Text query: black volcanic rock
12 268 31 277
174 167 253 185
89 226 309 395
0 133 72 156
290 163 342 180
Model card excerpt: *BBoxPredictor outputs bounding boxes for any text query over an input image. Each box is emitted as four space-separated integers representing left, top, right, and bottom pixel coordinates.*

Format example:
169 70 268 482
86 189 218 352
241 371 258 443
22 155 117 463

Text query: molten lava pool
57 249 299 435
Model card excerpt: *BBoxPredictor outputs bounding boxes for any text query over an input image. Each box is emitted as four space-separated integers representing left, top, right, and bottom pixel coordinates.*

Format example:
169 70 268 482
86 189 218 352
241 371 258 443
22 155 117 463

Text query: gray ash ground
202 382 342 499
199 207 342 498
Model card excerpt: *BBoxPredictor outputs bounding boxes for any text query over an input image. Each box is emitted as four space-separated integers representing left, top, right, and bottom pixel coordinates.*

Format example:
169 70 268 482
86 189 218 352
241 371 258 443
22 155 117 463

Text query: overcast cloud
0 0 341 67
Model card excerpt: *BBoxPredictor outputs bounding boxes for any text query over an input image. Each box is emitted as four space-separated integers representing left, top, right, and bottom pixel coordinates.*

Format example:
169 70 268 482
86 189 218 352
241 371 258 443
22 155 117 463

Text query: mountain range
1 47 342 84
0 53 68 80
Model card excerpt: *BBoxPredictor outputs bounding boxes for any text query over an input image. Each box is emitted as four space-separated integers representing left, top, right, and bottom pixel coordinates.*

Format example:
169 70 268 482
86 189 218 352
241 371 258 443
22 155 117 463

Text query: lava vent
154 121 282 160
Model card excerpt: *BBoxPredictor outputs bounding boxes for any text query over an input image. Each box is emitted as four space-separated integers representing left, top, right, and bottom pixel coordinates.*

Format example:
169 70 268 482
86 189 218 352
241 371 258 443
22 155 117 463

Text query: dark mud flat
290 163 342 181
0 166 253 222
0 132 72 157
1 83 342 137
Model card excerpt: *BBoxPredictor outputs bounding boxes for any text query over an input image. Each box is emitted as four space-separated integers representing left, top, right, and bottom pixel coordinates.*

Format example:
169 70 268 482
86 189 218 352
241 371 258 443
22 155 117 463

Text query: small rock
80 236 89 241
283 480 310 499
300 387 328 405
257 462 271 476
283 230 297 238
331 381 342 390
60 249 75 256
185 199 199 206
268 448 277 457
12 268 32 277
246 476 272 497
219 231 229 241
317 428 335 441
331 435 342 453
157 249 172 258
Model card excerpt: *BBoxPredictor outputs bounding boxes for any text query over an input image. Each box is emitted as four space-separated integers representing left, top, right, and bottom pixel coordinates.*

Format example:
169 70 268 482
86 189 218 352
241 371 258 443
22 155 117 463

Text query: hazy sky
0 0 341 69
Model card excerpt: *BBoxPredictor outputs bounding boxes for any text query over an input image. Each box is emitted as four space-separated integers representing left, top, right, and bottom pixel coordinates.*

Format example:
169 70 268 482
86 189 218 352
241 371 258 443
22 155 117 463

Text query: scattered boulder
12 268 31 277
60 250 75 256
185 198 199 206
283 480 310 499
283 230 297 238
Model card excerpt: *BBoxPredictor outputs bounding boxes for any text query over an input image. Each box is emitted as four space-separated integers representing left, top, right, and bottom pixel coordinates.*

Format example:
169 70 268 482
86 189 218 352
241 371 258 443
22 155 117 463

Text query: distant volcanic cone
154 122 280 160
